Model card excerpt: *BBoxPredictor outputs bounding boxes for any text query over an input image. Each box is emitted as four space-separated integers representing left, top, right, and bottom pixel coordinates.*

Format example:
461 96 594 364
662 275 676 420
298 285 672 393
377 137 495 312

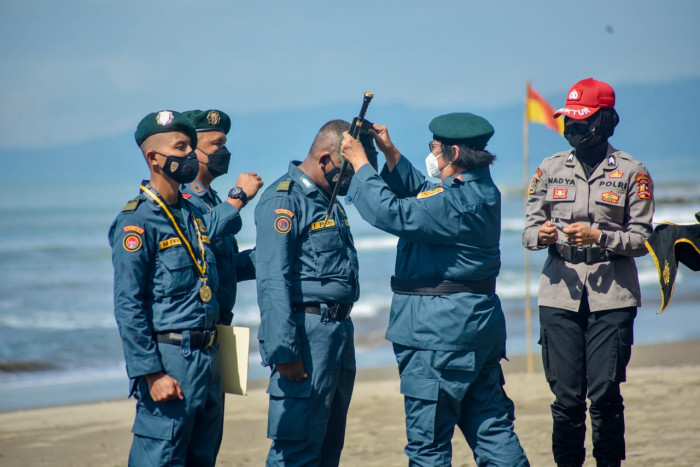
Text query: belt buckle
203 330 216 349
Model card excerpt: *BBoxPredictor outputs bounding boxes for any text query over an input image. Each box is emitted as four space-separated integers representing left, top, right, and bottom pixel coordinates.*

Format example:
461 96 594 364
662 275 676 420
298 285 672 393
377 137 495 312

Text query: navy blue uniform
254 162 359 466
182 180 255 325
109 183 241 467
348 157 529 466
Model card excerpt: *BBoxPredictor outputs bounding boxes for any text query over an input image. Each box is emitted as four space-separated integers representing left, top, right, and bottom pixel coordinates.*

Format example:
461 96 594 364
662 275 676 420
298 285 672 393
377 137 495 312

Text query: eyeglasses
428 141 444 152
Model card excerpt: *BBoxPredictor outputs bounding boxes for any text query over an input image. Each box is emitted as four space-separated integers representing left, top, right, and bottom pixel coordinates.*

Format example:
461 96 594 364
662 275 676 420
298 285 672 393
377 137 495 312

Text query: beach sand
1 340 699 466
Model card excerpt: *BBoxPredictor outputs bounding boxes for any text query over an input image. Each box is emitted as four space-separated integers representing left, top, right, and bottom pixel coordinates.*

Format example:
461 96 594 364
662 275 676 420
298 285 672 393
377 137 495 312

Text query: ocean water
1 174 699 412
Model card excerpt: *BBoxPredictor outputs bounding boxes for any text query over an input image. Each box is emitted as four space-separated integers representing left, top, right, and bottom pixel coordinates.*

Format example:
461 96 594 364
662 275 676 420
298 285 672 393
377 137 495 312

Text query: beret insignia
156 111 174 126
207 110 221 125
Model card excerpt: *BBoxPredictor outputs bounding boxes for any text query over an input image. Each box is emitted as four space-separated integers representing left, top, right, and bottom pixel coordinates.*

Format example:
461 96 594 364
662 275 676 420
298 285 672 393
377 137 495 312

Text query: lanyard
140 185 207 277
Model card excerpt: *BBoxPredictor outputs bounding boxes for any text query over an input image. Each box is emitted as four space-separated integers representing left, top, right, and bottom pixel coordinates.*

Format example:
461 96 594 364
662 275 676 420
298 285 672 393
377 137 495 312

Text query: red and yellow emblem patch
636 173 652 199
123 225 145 234
416 187 444 199
275 208 295 218
601 191 620 204
123 233 143 252
553 188 568 199
275 215 292 234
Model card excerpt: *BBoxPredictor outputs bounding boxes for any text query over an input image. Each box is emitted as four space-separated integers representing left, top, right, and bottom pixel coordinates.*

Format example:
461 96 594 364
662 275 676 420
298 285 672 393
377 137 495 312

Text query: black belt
390 275 496 296
292 302 353 321
548 244 622 265
156 329 217 350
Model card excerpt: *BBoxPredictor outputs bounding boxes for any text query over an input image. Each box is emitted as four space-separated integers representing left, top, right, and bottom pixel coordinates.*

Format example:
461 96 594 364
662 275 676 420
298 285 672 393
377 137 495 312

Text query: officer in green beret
181 109 260 326
109 110 262 466
340 113 529 466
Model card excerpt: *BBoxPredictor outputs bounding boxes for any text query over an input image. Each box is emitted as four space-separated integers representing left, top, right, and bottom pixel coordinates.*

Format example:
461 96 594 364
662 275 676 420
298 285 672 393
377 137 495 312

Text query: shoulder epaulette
276 180 293 192
121 198 142 212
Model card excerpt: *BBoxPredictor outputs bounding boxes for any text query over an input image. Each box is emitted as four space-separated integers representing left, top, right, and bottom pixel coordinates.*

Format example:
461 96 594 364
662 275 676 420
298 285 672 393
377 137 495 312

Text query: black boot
596 459 621 467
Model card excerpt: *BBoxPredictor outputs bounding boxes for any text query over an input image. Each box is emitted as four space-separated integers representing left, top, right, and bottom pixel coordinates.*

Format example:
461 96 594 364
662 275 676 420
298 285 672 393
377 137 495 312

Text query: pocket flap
267 374 312 398
160 248 192 271
132 411 174 440
400 374 439 401
432 350 475 371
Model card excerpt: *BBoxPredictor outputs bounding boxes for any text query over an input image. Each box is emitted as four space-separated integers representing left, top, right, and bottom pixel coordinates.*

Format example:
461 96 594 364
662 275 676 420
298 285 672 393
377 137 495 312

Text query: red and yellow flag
526 84 564 134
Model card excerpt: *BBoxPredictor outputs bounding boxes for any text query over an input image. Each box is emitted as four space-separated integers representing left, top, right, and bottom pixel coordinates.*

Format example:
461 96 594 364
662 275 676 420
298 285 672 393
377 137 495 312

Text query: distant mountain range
4 77 699 192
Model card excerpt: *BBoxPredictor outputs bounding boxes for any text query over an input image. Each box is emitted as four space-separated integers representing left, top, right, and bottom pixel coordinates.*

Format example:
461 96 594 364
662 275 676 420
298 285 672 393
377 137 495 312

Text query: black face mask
325 158 354 197
200 146 231 178
157 150 199 184
564 109 619 150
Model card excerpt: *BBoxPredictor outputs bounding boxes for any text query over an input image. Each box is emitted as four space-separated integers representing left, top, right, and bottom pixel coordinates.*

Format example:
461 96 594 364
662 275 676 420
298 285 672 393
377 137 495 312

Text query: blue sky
1 0 698 150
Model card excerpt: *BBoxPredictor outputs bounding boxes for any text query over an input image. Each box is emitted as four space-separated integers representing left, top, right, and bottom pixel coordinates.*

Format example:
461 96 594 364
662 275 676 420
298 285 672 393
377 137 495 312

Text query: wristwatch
227 186 248 207
596 231 608 247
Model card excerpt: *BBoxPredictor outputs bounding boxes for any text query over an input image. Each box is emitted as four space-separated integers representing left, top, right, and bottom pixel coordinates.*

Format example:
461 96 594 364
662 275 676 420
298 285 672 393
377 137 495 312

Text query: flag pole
523 79 534 373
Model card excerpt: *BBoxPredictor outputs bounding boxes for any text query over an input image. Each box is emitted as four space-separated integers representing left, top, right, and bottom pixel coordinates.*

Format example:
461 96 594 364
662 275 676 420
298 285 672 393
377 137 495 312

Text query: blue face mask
156 150 200 184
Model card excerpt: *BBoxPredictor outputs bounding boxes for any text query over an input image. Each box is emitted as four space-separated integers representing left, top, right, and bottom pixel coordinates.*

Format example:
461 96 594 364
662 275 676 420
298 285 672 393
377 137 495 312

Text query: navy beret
428 112 494 150
134 110 198 147
182 109 231 134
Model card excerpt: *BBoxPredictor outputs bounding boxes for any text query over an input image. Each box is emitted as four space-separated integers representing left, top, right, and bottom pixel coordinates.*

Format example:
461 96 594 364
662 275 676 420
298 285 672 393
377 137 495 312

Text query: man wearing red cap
522 78 655 467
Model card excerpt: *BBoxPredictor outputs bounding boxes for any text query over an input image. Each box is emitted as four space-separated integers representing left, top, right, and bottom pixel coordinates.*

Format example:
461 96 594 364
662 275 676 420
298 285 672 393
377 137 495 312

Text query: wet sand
1 340 699 466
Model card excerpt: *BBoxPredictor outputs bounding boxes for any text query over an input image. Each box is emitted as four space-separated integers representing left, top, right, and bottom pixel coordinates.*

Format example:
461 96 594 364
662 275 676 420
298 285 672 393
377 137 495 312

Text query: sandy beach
1 340 699 466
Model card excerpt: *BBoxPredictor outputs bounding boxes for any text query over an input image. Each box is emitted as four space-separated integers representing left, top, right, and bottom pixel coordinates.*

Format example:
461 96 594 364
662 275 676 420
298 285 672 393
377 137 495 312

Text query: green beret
428 112 494 150
182 109 231 134
134 110 198 148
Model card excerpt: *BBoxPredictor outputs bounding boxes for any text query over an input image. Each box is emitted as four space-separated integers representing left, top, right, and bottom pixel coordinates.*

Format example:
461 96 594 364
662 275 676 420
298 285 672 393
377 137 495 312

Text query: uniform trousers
539 295 636 465
393 343 529 467
129 334 224 467
265 312 356 467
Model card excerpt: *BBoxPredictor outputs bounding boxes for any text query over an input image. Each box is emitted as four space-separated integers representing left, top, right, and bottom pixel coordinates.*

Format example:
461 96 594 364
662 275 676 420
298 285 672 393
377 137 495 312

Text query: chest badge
553 188 568 199
601 191 620 204
608 169 624 178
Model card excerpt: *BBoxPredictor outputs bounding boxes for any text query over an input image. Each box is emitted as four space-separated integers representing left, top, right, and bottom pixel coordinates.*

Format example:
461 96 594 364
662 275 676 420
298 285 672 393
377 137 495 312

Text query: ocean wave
0 311 116 330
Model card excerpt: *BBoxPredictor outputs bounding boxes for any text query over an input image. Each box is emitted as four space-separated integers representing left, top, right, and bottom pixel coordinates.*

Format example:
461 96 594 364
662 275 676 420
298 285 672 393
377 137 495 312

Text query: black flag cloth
645 211 700 313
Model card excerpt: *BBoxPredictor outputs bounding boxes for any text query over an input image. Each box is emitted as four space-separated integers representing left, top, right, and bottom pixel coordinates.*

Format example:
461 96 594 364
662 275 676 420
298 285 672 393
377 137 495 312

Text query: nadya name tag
215 325 250 396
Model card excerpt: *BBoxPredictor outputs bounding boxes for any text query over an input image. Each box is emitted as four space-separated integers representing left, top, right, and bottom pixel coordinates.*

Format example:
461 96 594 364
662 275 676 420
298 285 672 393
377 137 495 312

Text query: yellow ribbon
140 185 207 278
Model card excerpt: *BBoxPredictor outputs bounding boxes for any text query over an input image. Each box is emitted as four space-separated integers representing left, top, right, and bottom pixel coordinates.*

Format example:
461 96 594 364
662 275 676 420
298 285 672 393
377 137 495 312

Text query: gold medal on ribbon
200 283 212 302
141 185 213 304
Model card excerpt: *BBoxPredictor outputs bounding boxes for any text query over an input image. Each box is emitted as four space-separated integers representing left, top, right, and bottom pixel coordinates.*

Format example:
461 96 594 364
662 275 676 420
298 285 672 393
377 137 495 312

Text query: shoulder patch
275 208 295 218
416 187 444 199
121 198 142 212
274 214 293 234
276 180 292 192
123 233 143 252
123 225 145 235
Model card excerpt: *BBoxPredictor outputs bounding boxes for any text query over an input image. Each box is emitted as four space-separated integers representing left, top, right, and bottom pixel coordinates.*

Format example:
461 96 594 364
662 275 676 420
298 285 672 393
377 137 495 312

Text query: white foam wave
0 311 116 330
354 235 398 251
351 294 391 317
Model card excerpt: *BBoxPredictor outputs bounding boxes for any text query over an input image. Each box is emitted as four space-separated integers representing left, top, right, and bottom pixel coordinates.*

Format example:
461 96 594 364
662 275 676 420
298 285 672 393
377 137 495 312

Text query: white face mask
425 152 450 178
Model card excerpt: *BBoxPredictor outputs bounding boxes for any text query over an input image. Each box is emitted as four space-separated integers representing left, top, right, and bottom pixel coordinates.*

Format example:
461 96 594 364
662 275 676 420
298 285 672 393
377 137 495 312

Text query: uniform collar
588 144 619 180
563 144 618 180
185 180 218 200
288 161 321 196
443 167 490 185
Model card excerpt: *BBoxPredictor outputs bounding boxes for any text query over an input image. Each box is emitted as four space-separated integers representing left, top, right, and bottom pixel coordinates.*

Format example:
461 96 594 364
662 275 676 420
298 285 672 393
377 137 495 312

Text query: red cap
553 78 616 119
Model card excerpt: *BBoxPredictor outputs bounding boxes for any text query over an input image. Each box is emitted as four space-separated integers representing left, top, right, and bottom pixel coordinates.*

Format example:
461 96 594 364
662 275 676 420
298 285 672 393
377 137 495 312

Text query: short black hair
308 119 351 156
443 142 496 171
